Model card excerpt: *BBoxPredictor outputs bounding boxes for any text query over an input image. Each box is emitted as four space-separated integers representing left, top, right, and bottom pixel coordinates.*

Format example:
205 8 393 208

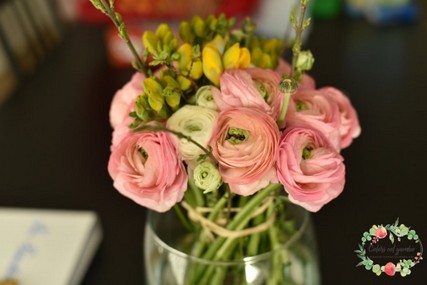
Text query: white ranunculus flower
167 105 218 161
193 161 222 193
195 85 218 110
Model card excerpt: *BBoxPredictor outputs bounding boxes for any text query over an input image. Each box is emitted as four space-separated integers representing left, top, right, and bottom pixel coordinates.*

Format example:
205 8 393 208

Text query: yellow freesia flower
223 43 251 69
202 45 223 86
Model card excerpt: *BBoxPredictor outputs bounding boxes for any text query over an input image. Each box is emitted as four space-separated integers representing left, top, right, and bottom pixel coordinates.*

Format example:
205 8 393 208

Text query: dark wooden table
1 5 427 284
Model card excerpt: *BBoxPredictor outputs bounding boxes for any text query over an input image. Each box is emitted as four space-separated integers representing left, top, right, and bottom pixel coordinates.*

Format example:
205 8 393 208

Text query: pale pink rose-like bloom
286 89 341 151
212 68 283 120
109 72 145 129
108 129 188 212
277 127 345 212
320 87 361 149
210 107 280 196
276 59 316 90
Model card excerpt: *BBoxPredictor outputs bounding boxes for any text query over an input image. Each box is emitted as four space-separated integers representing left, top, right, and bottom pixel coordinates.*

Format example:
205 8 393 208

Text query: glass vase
144 200 320 285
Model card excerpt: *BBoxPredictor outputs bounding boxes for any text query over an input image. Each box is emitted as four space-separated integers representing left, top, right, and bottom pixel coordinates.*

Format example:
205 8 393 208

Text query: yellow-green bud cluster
132 14 284 126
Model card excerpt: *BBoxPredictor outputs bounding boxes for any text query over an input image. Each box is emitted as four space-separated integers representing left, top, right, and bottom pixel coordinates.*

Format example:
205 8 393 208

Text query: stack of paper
0 208 102 285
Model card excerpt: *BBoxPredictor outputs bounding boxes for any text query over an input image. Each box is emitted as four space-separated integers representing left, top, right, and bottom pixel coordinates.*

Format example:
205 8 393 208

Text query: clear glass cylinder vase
144 201 320 285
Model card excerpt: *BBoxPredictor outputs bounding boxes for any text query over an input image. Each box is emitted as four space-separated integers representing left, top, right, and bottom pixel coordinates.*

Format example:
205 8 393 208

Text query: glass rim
145 204 310 266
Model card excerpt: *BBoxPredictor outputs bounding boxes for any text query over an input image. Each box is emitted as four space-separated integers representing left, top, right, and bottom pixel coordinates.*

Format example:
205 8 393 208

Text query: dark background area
1 2 427 284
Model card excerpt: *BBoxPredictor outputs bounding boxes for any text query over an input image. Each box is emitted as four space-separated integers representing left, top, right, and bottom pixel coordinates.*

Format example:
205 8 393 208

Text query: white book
0 208 102 285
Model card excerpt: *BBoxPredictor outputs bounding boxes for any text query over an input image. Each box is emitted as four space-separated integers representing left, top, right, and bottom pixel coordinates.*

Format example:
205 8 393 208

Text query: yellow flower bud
190 60 203 80
177 43 193 74
177 75 192 91
223 43 251 69
206 35 226 54
163 87 181 109
179 21 194 43
260 53 272 69
223 43 240 69
202 45 223 86
143 78 164 112
263 38 282 54
142 31 158 54
237 47 250 68
191 16 205 38
155 24 171 40
251 47 263 67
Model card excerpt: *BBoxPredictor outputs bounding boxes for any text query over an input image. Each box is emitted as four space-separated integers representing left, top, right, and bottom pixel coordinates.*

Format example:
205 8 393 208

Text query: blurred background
0 0 426 284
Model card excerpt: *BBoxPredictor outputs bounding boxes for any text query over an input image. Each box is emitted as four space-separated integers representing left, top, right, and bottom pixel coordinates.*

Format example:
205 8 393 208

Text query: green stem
290 1 309 79
99 0 147 75
247 213 265 256
188 177 205 207
134 124 218 164
196 184 281 284
174 205 193 232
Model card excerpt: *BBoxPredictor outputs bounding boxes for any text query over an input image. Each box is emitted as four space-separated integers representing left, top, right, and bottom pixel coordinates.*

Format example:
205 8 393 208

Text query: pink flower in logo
108 128 188 212
276 127 345 212
384 262 396 276
375 227 387 239
210 107 280 196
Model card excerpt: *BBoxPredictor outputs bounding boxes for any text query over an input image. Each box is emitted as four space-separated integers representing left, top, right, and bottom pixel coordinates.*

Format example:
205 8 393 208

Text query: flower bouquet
91 0 361 284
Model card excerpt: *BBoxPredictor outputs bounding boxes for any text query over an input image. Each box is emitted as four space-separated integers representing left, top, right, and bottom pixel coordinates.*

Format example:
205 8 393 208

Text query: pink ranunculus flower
210 107 280 196
286 88 342 151
277 127 345 212
384 262 396 276
276 59 316 90
375 227 387 239
108 128 188 212
111 116 133 151
109 72 145 129
320 87 361 149
212 68 283 120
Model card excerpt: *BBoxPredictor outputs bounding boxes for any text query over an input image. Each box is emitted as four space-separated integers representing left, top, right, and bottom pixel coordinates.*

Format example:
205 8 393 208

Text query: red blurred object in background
78 0 260 23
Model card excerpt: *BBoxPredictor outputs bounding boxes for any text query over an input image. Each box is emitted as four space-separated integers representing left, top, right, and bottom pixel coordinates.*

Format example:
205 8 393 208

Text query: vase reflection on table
144 197 320 285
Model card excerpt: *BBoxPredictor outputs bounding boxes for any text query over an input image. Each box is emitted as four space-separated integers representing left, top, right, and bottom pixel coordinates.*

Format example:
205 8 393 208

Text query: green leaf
389 233 395 244
356 261 364 267
394 217 399 226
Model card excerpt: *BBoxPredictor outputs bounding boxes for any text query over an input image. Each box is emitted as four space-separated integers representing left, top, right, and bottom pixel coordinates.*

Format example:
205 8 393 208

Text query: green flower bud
142 31 158 54
296 50 314 71
162 75 181 109
177 43 193 73
179 21 194 43
191 16 205 38
193 161 222 194
143 78 164 112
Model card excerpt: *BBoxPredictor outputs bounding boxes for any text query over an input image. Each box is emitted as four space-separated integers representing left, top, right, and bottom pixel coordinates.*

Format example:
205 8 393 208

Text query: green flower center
185 123 202 132
255 81 269 100
302 146 313 160
226 127 249 144
138 146 149 163
296 101 308 111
